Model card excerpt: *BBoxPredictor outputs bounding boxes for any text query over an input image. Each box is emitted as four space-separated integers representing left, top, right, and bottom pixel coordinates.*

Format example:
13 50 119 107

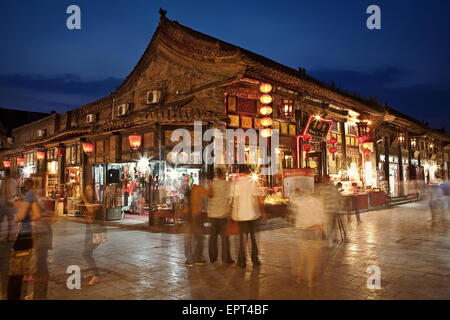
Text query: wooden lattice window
237 97 257 114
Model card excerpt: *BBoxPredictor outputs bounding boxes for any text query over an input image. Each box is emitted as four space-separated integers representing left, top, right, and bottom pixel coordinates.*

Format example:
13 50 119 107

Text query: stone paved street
1 200 449 300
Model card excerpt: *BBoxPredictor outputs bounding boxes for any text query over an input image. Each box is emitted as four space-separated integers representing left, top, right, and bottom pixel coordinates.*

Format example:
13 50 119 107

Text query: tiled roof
0 107 50 135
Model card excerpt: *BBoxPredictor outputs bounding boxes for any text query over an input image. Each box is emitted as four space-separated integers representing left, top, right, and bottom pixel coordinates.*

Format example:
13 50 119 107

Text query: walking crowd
1 165 449 299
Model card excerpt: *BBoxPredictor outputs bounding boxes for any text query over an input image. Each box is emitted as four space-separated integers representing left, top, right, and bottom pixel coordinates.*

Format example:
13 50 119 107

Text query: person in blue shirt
7 178 41 300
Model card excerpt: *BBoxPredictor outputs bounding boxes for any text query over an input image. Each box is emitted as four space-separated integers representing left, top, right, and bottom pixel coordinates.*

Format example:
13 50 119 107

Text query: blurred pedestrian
184 182 209 267
25 180 55 300
82 184 106 286
429 182 446 222
346 184 362 224
0 168 17 242
231 166 262 269
7 178 41 300
320 176 345 244
207 168 233 264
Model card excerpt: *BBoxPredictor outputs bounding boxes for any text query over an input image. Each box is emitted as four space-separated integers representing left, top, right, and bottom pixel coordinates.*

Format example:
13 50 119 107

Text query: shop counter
342 193 369 213
264 203 290 218
149 208 175 226
43 198 56 212
369 191 386 207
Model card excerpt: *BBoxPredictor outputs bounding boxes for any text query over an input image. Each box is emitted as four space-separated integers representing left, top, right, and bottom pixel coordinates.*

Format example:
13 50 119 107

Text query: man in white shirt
231 166 262 268
207 168 233 264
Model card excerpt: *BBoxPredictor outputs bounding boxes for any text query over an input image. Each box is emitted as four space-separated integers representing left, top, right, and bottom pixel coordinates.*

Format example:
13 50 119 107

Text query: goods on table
264 191 289 205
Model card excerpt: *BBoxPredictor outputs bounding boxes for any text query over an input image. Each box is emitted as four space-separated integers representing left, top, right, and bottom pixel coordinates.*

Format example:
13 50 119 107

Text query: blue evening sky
0 0 449 130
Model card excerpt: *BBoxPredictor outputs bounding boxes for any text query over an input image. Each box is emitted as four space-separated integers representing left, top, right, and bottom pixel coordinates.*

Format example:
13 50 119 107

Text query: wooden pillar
398 143 404 196
340 121 347 171
299 138 303 168
407 137 413 180
322 140 328 177
110 132 120 163
384 136 390 196
375 134 381 187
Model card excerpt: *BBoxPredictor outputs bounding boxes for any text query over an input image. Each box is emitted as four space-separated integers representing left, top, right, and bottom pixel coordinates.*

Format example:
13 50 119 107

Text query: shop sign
282 168 314 197
302 115 333 140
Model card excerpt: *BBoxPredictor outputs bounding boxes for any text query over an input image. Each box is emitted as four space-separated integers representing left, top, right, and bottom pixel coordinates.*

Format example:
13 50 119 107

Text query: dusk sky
1 0 449 131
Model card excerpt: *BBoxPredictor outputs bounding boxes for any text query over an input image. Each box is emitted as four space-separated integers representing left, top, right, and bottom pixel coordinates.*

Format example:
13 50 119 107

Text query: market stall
65 167 81 216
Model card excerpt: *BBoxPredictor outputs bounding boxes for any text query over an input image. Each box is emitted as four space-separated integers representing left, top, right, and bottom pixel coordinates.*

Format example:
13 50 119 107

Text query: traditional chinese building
1 10 449 219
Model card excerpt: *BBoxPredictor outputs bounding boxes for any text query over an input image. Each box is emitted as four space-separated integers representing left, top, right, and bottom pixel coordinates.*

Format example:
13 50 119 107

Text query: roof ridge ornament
159 8 167 19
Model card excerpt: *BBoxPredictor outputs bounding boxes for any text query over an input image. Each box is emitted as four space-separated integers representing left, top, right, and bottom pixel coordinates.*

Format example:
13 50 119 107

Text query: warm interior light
250 172 260 182
3 160 11 168
259 83 272 94
260 106 273 116
137 156 150 173
259 94 273 104
314 114 321 120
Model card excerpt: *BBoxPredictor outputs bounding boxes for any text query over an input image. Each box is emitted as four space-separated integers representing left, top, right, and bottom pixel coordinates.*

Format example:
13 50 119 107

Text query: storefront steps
389 194 421 207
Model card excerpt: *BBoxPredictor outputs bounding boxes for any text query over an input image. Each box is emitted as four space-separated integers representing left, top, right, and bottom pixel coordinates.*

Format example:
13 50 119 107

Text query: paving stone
1 200 449 300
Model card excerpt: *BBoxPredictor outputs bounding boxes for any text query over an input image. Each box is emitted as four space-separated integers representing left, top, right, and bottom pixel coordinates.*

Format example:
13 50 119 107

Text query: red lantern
3 160 11 168
358 135 370 144
261 128 273 138
17 158 25 167
260 117 273 127
259 106 273 116
329 147 338 154
302 144 312 153
259 94 273 105
82 142 94 154
128 135 142 150
56 147 65 157
36 151 46 161
329 137 337 145
302 134 312 142
363 148 371 155
259 83 272 94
